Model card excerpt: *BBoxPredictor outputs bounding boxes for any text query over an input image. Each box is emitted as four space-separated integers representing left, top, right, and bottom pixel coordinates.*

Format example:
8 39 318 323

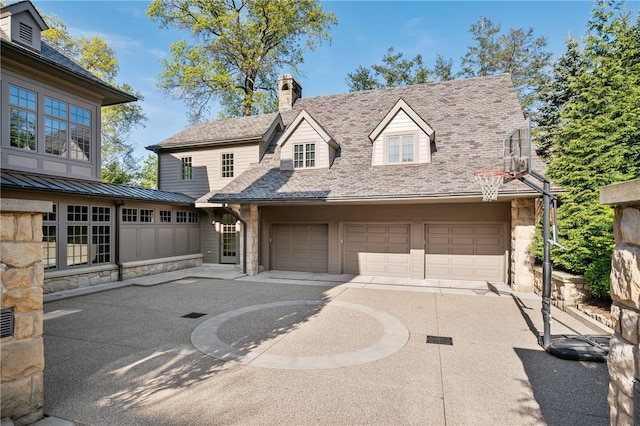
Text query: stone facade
600 178 640 426
511 198 536 291
1 199 52 425
533 267 589 311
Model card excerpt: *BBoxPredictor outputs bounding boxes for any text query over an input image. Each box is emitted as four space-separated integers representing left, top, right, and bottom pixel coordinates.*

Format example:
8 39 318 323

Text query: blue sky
33 1 633 160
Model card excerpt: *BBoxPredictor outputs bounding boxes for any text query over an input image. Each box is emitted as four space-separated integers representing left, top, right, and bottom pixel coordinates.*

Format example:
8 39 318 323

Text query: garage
343 224 411 277
272 224 329 273
424 223 507 282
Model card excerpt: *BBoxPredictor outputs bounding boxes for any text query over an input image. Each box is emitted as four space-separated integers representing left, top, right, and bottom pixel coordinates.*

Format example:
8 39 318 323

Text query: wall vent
1 308 15 338
19 22 33 44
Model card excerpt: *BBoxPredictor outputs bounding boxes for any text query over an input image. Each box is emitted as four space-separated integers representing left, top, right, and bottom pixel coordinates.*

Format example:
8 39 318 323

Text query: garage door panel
273 224 328 273
344 224 411 277
425 223 506 282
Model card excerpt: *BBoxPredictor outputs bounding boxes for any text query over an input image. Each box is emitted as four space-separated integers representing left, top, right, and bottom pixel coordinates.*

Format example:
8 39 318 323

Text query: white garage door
272 224 328 273
425 223 506 282
343 224 411 277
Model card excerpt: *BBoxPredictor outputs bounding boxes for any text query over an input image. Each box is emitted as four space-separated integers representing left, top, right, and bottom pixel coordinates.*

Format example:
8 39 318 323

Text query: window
9 85 37 150
176 211 187 223
65 205 111 267
188 212 199 223
221 153 234 178
42 204 57 270
160 210 172 223
386 135 415 164
293 143 315 168
121 208 138 222
91 207 111 264
181 157 193 180
140 209 154 223
45 97 91 161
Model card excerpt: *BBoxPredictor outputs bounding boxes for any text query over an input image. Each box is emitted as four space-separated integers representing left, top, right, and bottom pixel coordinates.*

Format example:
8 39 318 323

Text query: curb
566 306 614 335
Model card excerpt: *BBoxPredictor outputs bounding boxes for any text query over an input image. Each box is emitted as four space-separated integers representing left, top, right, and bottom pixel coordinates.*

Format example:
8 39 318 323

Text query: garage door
343 224 411 277
425 224 506 282
272 224 328 273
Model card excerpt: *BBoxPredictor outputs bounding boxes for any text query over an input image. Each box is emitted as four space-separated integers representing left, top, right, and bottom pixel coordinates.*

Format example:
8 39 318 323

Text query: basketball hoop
474 169 509 201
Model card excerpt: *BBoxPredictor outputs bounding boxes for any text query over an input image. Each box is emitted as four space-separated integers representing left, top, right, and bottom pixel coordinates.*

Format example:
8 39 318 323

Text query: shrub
584 256 612 300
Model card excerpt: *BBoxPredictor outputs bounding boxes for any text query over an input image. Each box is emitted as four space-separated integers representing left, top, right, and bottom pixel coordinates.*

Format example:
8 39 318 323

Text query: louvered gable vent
19 22 33 44
1 308 15 339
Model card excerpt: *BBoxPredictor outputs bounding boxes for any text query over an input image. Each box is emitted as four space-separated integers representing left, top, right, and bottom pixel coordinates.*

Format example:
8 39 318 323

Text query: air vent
1 308 15 338
19 22 33 44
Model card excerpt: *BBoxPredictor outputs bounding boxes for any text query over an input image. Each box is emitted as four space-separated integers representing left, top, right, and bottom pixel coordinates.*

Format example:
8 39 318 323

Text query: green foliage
42 14 148 186
533 0 640 299
147 0 337 120
584 257 612 300
137 155 158 189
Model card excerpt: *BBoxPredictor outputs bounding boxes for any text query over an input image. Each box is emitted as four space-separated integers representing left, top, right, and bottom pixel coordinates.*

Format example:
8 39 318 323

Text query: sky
32 0 637 161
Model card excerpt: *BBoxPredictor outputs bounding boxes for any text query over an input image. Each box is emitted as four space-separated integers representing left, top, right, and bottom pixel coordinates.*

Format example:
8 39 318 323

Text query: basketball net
474 170 508 202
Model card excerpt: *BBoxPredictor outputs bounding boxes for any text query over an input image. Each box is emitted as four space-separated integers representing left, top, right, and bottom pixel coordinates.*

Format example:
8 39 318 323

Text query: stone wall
511 198 536 291
1 199 52 425
600 178 640 426
533 266 589 311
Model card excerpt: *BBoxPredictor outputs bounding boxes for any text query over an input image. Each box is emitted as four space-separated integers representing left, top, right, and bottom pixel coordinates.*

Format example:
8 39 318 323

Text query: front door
220 213 238 264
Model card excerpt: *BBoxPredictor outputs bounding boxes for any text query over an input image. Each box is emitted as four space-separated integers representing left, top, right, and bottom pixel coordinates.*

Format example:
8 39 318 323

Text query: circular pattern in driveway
191 300 409 370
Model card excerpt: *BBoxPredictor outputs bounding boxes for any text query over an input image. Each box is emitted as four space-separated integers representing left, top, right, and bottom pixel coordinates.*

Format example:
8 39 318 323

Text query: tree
533 37 586 160
461 16 552 115
433 54 455 82
539 0 640 298
147 0 337 121
137 155 158 189
346 47 432 91
42 16 147 185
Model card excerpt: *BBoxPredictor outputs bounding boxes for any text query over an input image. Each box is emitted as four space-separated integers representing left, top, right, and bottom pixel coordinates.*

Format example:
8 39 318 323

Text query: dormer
0 1 48 52
369 99 435 166
277 110 339 171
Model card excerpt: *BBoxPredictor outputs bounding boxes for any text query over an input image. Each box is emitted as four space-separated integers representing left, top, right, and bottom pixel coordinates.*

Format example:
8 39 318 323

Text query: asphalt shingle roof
192 74 547 203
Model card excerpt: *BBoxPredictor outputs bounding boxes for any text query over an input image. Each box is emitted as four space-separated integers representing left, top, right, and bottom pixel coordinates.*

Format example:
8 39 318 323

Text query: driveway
42 268 610 425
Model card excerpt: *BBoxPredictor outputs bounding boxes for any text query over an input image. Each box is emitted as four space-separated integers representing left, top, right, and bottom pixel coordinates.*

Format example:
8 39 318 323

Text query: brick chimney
278 74 302 111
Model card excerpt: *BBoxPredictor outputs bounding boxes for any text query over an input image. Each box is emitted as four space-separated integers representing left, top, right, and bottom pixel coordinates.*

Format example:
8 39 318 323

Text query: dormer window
19 22 33 44
294 143 315 168
386 134 416 164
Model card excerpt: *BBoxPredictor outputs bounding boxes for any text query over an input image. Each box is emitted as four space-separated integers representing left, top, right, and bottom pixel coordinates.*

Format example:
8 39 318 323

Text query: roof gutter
146 136 263 153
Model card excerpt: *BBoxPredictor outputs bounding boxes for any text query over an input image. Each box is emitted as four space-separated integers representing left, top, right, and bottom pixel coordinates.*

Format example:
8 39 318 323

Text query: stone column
510 198 536 292
600 178 640 426
239 204 259 276
1 199 52 426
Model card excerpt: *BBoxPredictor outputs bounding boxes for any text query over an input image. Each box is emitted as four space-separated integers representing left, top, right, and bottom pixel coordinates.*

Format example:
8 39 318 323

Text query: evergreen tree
543 0 640 298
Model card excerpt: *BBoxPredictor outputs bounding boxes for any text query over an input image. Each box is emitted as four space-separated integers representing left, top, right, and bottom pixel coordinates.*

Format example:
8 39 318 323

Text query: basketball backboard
503 119 531 180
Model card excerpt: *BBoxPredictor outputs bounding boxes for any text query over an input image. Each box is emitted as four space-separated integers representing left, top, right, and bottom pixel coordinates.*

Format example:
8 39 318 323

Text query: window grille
222 153 234 178
176 211 187 223
140 209 154 223
181 157 193 180
160 210 172 223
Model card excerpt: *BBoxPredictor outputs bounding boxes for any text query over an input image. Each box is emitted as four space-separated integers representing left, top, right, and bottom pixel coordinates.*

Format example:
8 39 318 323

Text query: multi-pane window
9 85 37 150
188 212 199 223
140 209 154 223
44 96 91 161
387 135 415 164
66 205 111 267
176 211 187 223
222 153 234 178
42 204 57 270
293 143 315 168
91 207 111 264
160 210 172 223
122 208 138 222
181 157 193 180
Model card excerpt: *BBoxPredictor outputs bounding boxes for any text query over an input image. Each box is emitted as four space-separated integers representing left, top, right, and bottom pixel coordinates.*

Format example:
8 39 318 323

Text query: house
149 74 543 290
0 1 203 294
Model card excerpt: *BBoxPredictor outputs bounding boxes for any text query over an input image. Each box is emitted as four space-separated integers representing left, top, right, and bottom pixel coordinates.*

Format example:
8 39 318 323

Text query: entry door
220 213 238 264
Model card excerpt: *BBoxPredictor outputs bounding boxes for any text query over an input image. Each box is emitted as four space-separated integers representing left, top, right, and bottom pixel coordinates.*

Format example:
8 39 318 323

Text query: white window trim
383 132 419 165
293 142 316 169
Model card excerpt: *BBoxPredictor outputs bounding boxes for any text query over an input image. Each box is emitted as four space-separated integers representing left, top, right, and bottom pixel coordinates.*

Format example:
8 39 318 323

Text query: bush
584 256 612 300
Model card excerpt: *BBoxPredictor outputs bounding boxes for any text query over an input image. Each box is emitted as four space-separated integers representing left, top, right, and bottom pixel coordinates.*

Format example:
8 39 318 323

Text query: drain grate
182 312 207 319
1 308 14 338
426 335 453 345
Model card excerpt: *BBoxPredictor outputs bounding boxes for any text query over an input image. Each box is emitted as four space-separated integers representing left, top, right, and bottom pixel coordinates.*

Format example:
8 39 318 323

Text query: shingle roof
1 170 195 205
199 74 548 203
147 112 282 151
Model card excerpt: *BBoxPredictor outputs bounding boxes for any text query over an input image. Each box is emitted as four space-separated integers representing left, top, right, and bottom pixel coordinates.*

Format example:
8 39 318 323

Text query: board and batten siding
280 120 334 170
372 110 431 165
158 143 260 198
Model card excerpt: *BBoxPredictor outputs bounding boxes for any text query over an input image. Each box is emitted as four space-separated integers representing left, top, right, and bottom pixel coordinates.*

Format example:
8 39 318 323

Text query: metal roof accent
1 171 195 205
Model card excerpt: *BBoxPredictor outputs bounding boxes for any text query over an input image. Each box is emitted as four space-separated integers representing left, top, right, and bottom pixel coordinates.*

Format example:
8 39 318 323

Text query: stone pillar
510 198 536 291
1 199 52 426
600 178 640 426
239 204 259 276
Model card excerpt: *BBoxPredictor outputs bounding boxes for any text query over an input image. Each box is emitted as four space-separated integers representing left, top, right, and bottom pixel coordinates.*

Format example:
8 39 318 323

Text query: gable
1 1 48 52
278 110 338 170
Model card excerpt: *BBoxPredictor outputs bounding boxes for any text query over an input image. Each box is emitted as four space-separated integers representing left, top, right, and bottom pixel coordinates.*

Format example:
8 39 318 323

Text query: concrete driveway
42 267 610 425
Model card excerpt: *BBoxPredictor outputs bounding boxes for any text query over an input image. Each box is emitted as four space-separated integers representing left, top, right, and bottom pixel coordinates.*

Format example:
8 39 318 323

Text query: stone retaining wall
1 199 52 425
600 178 640 426
533 266 589 311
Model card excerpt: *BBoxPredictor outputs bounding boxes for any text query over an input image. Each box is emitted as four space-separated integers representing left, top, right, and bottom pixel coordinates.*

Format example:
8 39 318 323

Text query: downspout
115 200 125 281
221 204 247 275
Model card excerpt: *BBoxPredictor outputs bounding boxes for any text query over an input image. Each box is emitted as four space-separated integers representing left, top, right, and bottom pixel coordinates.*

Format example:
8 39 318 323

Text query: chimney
278 74 302 111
